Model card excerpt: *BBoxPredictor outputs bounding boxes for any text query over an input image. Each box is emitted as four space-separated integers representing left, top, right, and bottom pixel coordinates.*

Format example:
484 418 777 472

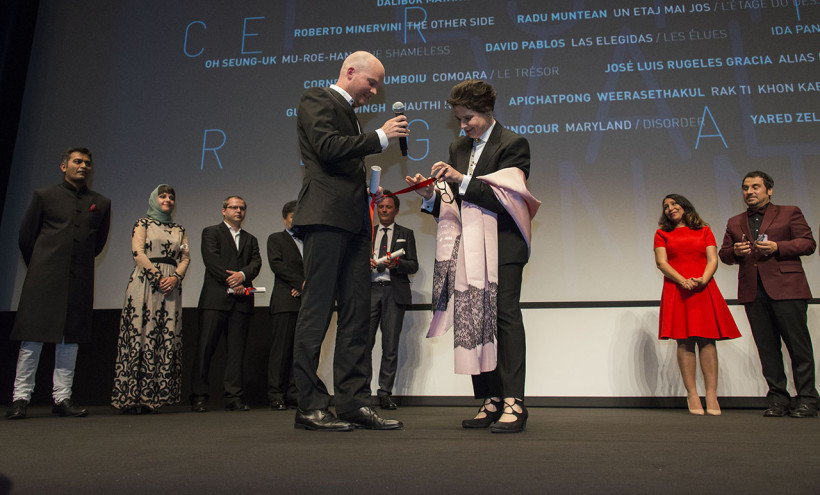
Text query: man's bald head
336 51 385 107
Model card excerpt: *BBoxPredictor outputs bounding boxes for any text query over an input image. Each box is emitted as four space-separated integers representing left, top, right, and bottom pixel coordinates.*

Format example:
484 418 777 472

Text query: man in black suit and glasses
291 50 408 431
190 196 261 412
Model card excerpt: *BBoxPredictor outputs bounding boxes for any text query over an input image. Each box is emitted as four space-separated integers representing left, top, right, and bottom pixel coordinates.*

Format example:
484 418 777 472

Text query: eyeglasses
225 205 246 211
435 181 454 204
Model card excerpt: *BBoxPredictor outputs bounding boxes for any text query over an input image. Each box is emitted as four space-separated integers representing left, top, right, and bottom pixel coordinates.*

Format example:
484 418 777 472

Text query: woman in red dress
654 194 741 415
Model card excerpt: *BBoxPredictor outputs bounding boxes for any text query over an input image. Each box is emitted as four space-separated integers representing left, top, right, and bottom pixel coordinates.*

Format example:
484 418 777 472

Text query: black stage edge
0 307 775 409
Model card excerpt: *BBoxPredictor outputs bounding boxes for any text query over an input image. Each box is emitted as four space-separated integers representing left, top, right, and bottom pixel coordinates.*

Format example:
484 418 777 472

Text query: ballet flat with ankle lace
490 399 528 433
462 398 503 428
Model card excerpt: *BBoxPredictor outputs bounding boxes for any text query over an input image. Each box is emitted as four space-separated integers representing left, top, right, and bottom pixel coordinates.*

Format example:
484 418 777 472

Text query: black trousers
293 225 371 414
745 285 819 407
471 263 526 400
268 311 298 403
190 309 250 402
368 284 407 397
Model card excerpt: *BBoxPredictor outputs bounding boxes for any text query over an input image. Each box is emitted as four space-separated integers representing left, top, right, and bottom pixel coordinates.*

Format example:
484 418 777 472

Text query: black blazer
429 124 531 266
198 223 262 314
372 223 418 305
267 230 304 314
292 86 383 234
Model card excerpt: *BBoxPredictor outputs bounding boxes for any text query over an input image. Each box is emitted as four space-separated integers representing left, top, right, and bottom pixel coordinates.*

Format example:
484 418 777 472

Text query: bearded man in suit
719 171 819 418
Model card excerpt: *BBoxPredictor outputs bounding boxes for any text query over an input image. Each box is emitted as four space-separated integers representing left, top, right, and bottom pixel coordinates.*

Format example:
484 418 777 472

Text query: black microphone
392 101 408 156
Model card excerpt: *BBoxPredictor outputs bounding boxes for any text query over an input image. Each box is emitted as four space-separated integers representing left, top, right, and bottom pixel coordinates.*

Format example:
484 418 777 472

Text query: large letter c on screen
184 21 206 57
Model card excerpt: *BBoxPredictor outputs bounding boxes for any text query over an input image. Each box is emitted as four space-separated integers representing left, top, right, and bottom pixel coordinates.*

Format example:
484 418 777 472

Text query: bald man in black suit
291 51 408 431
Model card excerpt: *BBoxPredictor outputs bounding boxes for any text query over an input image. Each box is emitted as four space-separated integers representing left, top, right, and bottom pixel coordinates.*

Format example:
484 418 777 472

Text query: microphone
392 101 408 156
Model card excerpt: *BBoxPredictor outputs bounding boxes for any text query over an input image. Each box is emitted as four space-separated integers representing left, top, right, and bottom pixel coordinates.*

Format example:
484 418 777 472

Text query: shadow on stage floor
1 406 818 494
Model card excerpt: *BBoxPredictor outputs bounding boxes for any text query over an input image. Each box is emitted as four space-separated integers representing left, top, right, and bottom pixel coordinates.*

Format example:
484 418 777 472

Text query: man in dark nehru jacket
5 147 111 420
291 50 408 431
719 170 819 418
190 195 261 413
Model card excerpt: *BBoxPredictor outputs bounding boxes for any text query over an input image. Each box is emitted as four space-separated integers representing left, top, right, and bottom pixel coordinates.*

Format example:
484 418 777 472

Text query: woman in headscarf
111 185 190 414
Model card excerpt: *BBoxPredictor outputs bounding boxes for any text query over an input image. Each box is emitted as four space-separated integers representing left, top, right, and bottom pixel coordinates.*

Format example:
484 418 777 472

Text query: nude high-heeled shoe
687 395 704 416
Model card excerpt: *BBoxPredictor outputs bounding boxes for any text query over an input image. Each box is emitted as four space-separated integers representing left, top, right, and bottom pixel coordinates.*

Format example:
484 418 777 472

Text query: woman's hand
405 173 434 200
431 161 464 184
159 276 178 295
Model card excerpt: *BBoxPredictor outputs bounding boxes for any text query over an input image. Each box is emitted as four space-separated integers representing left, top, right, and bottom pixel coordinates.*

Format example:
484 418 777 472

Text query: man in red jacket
719 171 818 418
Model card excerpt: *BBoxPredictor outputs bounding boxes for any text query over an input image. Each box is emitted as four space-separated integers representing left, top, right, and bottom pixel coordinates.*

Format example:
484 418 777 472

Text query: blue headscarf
146 184 174 224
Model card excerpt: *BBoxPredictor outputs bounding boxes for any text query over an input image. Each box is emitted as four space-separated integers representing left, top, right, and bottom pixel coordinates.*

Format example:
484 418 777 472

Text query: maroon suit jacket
718 204 815 303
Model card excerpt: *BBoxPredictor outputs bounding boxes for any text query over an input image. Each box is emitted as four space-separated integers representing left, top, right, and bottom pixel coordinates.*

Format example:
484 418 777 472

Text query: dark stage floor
1 406 818 494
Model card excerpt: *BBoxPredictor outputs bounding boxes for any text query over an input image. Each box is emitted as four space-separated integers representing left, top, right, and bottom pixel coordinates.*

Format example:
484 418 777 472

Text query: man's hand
372 186 384 204
755 240 778 256
225 269 245 288
290 288 301 297
380 115 408 141
383 257 399 269
733 241 752 257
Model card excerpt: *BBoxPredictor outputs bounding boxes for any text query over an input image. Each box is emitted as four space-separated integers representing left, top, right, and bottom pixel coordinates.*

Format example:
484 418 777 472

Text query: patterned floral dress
111 218 190 410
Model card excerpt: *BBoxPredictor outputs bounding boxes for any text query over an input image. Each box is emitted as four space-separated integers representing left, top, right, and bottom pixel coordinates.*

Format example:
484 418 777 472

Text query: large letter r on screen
201 129 226 169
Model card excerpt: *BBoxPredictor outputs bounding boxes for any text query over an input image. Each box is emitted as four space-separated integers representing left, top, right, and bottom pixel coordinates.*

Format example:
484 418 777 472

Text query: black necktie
377 228 389 272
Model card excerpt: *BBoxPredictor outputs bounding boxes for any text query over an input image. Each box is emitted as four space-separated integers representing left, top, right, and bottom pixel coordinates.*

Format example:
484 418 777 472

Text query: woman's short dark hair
658 194 707 232
447 80 496 113
157 185 176 197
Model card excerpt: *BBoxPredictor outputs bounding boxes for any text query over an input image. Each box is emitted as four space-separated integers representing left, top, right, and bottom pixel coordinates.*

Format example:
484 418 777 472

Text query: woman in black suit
406 80 532 433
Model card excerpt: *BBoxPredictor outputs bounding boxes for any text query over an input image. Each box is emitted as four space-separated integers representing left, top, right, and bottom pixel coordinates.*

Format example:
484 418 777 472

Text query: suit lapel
326 88 360 134
738 219 753 243
759 204 777 238
237 230 246 257
472 125 503 177
284 230 302 261
390 225 403 251
220 223 239 255
453 137 470 175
